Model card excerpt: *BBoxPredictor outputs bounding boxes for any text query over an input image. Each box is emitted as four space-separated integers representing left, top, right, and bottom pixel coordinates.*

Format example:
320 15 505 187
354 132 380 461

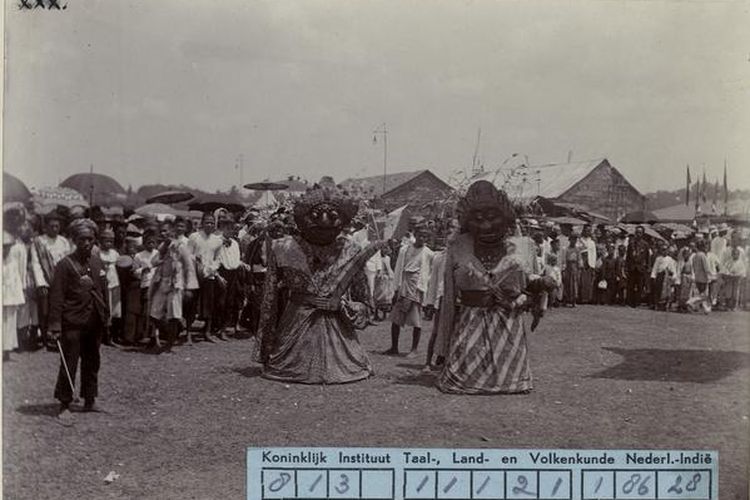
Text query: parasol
643 227 665 241
188 194 245 213
244 182 289 208
135 203 181 217
3 172 32 203
243 182 289 191
146 190 194 205
32 186 89 211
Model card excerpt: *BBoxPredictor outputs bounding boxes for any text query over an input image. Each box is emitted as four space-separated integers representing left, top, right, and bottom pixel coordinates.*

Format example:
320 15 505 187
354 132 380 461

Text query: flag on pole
694 176 700 211
382 204 410 241
701 171 707 204
685 165 691 206
711 178 719 214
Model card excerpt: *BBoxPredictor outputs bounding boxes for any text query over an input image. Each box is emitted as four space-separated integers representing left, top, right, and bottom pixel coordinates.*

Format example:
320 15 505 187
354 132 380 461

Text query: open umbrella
135 203 181 217
32 186 89 212
3 172 32 203
60 173 126 196
145 190 194 205
188 194 245 213
244 181 289 207
244 182 289 191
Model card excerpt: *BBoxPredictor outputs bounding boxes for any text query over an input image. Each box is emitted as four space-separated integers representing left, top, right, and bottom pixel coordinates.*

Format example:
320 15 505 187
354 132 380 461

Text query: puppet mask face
299 202 343 246
466 206 507 246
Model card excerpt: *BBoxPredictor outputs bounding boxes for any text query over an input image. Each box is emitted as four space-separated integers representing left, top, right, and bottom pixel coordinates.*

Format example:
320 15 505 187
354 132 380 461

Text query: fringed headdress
293 183 359 228
456 180 515 232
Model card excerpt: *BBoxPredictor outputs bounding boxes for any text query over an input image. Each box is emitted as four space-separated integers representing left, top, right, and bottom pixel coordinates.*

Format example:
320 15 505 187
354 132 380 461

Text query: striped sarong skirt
438 305 532 394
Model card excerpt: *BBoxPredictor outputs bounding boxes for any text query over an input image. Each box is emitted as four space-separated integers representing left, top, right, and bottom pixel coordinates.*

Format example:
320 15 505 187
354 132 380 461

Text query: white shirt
711 236 727 259
188 231 223 278
99 248 120 288
3 241 27 306
721 246 746 274
706 252 722 281
216 239 242 270
651 255 677 279
580 237 597 268
134 249 158 288
728 257 747 277
30 234 72 287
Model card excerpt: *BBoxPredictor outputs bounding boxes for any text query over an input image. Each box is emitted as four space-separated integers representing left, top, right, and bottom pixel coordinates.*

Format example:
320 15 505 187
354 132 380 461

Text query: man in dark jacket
49 218 109 420
625 225 651 307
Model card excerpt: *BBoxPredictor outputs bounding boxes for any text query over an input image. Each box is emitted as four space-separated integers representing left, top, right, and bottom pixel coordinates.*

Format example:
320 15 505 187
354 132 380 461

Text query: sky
4 0 750 195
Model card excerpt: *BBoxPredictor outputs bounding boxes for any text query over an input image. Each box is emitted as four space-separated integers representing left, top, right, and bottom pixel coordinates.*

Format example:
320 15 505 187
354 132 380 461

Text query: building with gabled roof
340 169 453 212
474 158 645 222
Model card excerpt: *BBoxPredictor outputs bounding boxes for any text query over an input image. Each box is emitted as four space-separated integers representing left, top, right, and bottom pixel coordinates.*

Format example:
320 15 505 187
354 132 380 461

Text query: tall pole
373 123 388 196
239 153 244 188
383 124 388 195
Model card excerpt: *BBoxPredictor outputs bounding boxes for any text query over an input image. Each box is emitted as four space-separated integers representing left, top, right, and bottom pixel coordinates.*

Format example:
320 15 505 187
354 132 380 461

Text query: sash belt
290 292 341 311
457 290 514 310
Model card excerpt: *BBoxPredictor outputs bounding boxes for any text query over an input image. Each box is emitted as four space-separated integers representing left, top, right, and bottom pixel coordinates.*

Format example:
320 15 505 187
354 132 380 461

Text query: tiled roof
340 170 429 197
473 158 608 200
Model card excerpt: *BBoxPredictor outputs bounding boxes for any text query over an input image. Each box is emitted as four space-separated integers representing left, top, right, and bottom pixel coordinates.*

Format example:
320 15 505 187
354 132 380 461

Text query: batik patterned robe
437 234 532 395
257 235 379 384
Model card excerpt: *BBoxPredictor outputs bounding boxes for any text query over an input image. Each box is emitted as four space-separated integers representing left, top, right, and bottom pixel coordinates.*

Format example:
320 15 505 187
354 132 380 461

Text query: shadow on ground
232 366 263 378
15 403 61 417
590 347 750 383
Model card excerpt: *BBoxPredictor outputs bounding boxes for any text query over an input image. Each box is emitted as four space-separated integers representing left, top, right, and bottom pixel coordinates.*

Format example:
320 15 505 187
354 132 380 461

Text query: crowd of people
2 182 748 417
527 221 748 314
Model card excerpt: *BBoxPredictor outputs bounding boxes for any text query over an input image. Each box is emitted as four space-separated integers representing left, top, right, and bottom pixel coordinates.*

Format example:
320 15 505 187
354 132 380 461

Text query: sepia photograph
1 1 749 498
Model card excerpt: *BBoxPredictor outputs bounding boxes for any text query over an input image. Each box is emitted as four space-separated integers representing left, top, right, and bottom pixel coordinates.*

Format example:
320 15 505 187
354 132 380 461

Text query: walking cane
56 339 80 403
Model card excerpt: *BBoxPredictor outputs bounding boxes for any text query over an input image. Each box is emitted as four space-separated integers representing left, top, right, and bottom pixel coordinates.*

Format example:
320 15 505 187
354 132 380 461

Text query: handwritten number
686 473 702 492
476 475 491 495
335 473 350 494
622 474 640 494
416 475 430 493
512 475 536 496
668 475 683 494
551 477 563 496
443 476 458 494
594 476 603 494
268 472 292 493
622 474 650 495
638 476 651 495
308 474 323 493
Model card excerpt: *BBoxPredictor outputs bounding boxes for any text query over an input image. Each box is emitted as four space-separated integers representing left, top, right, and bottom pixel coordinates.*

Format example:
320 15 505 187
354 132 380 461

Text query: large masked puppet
256 184 380 384
436 180 555 395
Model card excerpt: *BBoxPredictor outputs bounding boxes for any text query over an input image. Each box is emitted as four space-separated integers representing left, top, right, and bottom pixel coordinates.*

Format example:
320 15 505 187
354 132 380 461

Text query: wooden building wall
555 161 645 221
379 171 453 213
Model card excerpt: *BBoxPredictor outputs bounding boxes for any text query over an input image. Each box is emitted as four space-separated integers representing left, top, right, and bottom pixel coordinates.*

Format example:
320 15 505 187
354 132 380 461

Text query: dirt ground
3 306 749 500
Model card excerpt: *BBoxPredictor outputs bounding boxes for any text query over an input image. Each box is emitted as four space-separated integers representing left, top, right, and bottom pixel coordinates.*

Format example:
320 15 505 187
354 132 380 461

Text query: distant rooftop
474 158 613 200
340 170 430 198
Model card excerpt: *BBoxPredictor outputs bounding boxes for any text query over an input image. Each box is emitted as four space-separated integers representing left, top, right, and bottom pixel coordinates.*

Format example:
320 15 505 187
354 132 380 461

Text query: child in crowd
98 229 121 345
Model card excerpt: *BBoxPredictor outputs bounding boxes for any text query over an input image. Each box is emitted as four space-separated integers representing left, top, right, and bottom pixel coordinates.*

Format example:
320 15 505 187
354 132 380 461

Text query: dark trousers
198 277 217 321
183 288 198 331
216 268 241 329
54 314 102 405
240 272 264 334
612 278 626 305
627 270 646 307
37 289 50 337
